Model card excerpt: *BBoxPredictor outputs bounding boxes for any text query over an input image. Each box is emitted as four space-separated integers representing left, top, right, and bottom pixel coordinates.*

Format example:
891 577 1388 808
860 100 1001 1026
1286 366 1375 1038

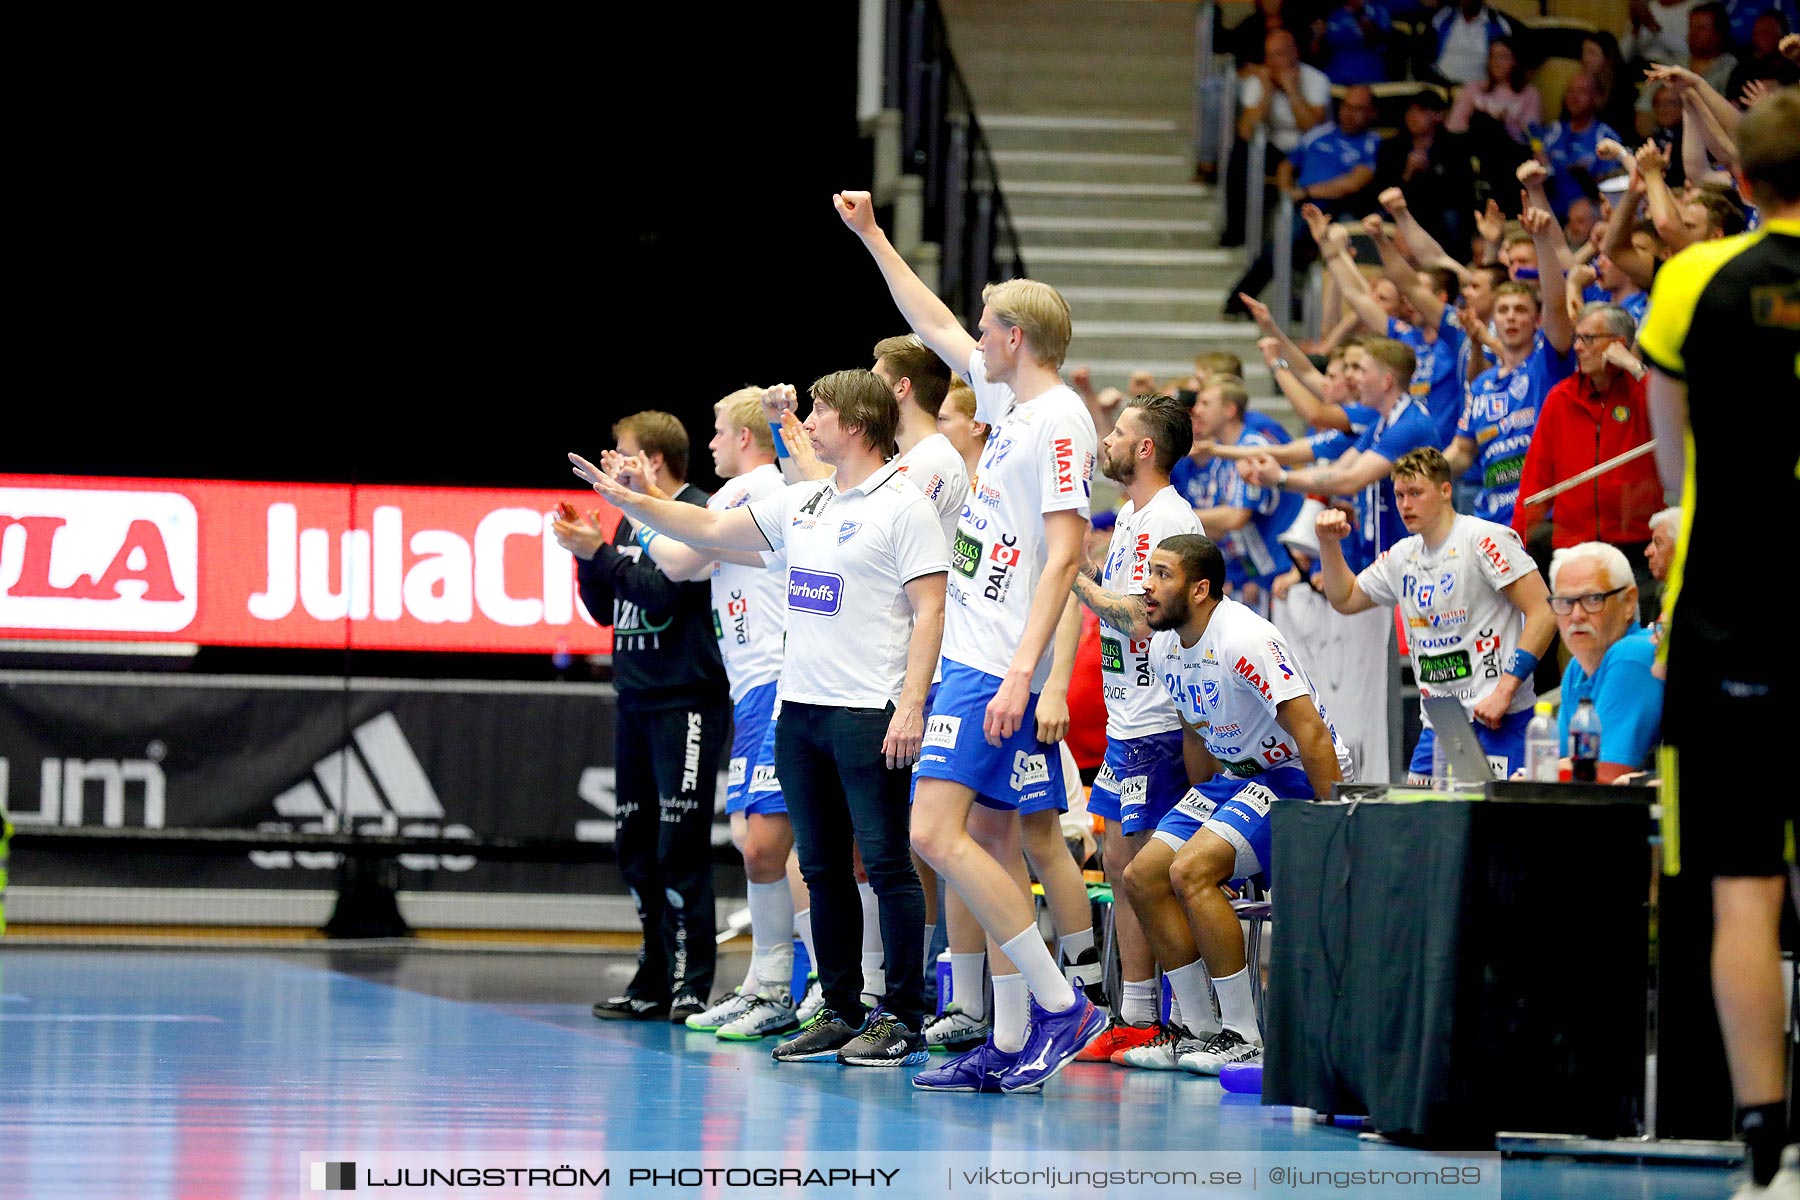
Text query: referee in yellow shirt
1640 87 1800 1194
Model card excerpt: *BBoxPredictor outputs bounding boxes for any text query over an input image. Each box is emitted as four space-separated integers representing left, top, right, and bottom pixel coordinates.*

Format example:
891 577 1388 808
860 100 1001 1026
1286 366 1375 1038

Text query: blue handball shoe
911 1037 1022 1093
998 994 1106 1094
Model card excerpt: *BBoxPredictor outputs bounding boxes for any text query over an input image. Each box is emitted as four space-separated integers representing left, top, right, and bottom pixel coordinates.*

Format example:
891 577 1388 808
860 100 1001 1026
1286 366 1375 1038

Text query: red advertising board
0 475 623 654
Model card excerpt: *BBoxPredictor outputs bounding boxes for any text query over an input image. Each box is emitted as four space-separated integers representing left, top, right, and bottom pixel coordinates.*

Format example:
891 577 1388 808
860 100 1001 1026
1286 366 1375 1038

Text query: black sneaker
771 1009 861 1063
668 993 706 1024
837 1012 928 1067
592 995 669 1021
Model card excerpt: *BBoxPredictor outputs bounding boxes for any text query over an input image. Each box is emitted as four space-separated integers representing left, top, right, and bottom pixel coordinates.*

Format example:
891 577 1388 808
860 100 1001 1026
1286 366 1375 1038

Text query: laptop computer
1421 694 1506 783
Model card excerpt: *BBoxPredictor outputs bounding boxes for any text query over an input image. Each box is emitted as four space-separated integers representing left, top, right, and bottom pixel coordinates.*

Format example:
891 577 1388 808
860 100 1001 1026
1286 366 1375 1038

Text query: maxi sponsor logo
1233 656 1273 701
1052 438 1077 496
786 569 843 616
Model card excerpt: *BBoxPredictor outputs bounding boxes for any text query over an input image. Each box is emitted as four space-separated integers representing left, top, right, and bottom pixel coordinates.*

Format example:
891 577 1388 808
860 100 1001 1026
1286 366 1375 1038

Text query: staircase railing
881 0 1027 323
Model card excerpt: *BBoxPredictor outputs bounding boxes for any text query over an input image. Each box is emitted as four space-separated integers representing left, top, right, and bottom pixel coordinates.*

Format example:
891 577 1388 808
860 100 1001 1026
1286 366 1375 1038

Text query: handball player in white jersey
1316 447 1554 782
836 188 1107 1094
1124 534 1350 1076
1068 393 1203 1063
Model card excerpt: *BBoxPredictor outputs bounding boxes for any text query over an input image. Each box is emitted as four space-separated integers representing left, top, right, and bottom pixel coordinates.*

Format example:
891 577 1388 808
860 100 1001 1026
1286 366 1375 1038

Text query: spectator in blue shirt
1171 376 1302 592
1224 87 1381 318
1446 277 1577 528
1725 0 1800 51
1309 0 1397 85
1548 542 1664 780
1319 213 1470 448
1238 333 1440 572
1538 71 1624 219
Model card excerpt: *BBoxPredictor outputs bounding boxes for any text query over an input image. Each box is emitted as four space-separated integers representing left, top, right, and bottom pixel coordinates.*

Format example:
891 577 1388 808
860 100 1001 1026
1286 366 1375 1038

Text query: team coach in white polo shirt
572 368 949 1068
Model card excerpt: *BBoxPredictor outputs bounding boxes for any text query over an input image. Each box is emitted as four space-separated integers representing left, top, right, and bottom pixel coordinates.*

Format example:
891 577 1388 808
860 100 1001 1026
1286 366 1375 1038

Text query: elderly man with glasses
1545 542 1665 783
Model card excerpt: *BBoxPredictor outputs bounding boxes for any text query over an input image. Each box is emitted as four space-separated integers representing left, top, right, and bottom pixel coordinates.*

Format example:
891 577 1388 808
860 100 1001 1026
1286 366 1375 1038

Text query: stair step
1028 246 1238 267
981 118 1192 157
983 114 1184 133
1013 215 1215 250
1005 180 1216 199
992 149 1196 184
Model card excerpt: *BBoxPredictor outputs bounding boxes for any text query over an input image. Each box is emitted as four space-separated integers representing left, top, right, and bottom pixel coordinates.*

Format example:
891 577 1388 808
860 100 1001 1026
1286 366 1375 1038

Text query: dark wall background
15 10 896 497
13 12 907 679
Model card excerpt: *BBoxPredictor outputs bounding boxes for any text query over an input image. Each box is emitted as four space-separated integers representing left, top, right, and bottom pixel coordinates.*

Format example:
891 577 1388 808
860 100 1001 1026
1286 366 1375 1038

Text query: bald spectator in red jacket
1513 301 1662 617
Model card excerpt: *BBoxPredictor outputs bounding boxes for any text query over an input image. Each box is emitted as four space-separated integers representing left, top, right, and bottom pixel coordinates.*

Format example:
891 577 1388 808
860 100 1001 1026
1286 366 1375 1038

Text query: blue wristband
770 422 791 459
633 525 658 552
1507 648 1539 682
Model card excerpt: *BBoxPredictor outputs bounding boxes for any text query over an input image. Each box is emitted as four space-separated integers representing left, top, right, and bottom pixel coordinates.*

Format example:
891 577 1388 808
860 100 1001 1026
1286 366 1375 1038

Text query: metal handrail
1272 192 1296 334
889 0 1026 321
1244 128 1269 269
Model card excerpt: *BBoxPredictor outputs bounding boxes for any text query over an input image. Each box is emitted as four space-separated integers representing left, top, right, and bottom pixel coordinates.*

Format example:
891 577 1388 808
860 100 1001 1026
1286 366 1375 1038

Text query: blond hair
981 278 1073 369
943 381 978 421
714 386 772 454
1194 350 1244 380
1357 337 1417 391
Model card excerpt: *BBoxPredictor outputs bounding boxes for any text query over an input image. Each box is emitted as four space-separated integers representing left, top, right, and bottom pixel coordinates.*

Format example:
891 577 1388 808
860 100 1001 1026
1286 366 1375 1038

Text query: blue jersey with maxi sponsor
1344 398 1439 574
1457 332 1576 527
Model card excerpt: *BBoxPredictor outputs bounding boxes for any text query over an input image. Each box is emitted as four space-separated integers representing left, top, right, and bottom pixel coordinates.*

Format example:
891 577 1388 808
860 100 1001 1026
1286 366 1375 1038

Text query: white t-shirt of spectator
954 348 1098 689
747 462 949 710
1623 0 1698 67
1152 597 1354 782
1354 514 1538 724
708 461 789 704
894 431 969 548
1239 65 1334 156
1435 10 1496 85
1099 485 1201 741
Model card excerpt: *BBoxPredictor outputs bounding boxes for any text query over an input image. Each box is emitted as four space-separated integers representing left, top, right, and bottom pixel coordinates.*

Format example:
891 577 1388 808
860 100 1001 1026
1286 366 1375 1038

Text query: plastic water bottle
1523 700 1560 782
935 950 953 1015
1569 697 1602 783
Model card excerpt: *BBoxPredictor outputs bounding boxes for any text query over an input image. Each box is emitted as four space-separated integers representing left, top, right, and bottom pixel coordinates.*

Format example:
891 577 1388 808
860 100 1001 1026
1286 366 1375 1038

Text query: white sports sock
794 908 817 979
999 926 1077 1013
747 880 795 995
1120 978 1158 1027
949 952 988 1020
1057 926 1096 966
992 973 1029 1053
858 882 885 983
1166 961 1220 1037
1212 966 1260 1042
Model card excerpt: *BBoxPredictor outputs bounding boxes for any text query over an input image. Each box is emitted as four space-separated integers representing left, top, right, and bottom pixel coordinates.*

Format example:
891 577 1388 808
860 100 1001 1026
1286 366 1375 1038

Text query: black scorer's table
1262 781 1740 1155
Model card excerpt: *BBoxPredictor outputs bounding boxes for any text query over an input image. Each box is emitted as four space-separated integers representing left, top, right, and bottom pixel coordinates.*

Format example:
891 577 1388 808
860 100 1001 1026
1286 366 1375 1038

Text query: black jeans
776 701 925 1029
614 698 728 1003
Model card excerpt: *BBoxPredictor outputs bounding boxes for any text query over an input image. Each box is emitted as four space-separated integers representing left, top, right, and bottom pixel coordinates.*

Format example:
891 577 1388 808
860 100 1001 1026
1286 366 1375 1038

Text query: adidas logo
252 712 476 872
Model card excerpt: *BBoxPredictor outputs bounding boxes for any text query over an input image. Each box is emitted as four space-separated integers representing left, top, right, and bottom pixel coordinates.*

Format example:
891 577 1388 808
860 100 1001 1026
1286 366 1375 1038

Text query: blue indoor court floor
0 946 1741 1199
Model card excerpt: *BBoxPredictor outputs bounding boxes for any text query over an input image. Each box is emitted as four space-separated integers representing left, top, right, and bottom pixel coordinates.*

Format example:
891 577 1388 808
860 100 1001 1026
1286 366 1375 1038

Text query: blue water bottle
1569 697 1602 783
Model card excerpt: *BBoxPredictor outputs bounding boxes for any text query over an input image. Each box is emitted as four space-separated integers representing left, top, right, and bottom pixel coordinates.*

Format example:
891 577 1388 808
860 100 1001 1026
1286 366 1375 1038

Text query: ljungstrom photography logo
311 1161 355 1190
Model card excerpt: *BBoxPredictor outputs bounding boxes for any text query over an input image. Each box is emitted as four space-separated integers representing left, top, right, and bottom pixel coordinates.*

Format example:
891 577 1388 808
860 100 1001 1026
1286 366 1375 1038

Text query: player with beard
1067 395 1205 1062
1121 535 1351 1075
